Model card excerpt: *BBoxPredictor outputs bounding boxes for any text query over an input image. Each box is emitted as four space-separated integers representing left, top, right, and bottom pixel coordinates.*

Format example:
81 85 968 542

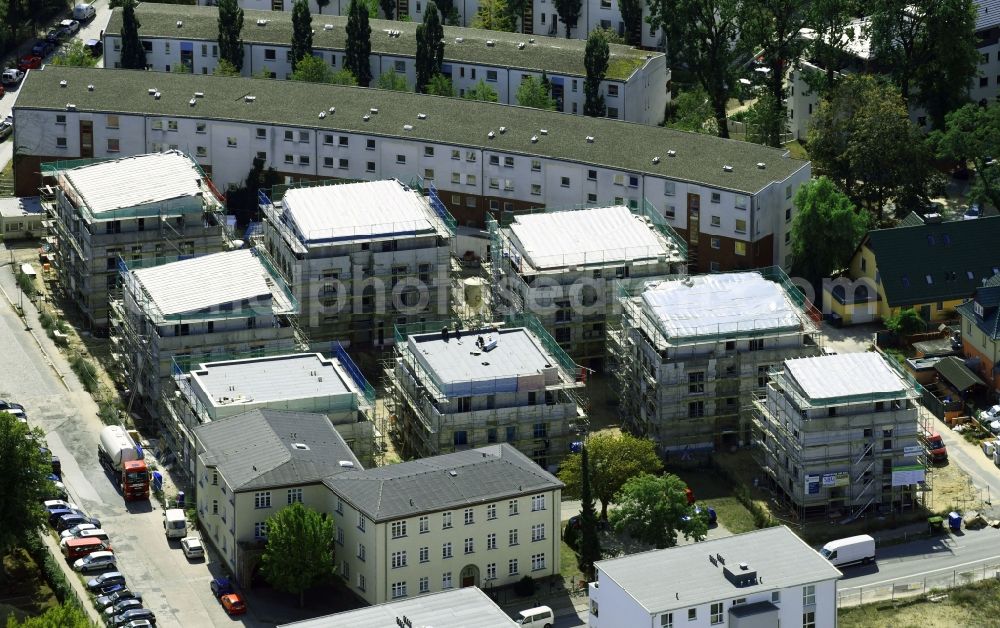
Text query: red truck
922 432 948 465
98 426 150 501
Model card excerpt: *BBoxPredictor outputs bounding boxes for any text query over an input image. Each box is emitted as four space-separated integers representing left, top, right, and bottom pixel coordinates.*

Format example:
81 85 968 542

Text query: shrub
514 574 535 597
69 354 99 393
16 271 37 297
563 520 579 551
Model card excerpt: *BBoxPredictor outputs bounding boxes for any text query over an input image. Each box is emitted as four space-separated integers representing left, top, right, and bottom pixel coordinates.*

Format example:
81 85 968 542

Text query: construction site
608 267 823 454
487 200 687 372
379 315 589 471
750 351 932 521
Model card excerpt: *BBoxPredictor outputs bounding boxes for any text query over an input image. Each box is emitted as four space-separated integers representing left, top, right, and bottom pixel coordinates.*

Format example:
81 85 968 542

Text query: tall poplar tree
217 0 245 72
345 0 373 87
119 0 147 70
291 0 314 72
415 1 444 93
584 30 609 117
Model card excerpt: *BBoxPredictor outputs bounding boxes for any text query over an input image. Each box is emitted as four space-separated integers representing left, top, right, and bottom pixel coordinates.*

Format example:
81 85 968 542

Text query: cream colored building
194 408 362 585
324 443 562 605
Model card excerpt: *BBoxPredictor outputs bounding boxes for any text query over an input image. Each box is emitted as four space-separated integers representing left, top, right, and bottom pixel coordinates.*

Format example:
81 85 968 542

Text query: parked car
31 40 54 56
92 580 128 597
74 551 116 572
48 507 83 527
121 621 153 628
109 609 155 627
2 69 25 85
0 116 13 140
45 28 64 43
17 55 41 72
96 590 141 611
61 523 98 539
980 405 1000 422
180 537 204 560
43 499 78 511
964 204 982 220
58 19 81 36
220 593 246 616
209 577 233 599
103 598 143 620
57 513 101 532
0 400 24 412
84 39 103 57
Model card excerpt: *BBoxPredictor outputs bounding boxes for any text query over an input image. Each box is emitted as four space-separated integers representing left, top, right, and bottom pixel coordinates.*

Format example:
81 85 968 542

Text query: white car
60 523 98 541
73 550 116 572
58 19 81 36
1 69 24 85
180 536 204 559
981 405 1000 421
44 499 79 511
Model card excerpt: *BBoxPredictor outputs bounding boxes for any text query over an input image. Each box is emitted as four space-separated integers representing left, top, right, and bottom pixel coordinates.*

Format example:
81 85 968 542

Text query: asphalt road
0 255 259 627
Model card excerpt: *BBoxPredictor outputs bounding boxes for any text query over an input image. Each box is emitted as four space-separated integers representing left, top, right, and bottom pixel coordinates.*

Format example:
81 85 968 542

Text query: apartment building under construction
384 316 588 471
41 151 227 329
610 269 821 453
260 179 454 346
488 202 686 371
750 351 927 520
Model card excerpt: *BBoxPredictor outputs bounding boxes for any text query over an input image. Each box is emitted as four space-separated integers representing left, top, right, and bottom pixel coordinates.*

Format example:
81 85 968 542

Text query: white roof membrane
63 151 207 214
785 352 909 401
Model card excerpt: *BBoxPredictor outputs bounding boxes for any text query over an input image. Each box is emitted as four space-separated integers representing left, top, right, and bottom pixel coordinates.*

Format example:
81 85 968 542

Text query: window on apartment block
391 520 407 538
486 503 497 520
504 156 515 168
464 538 474 554
419 515 429 533
442 572 453 589
710 602 723 624
323 157 334 169
366 138 375 150
419 546 429 562
357 574 366 591
509 500 519 516
464 508 474 525
487 533 497 550
394 60 406 72
357 512 366 532
254 492 271 509
423 168 434 181
735 241 747 256
424 145 434 157
366 161 376 173
442 542 453 559
486 70 498 82
660 613 673 628
508 559 519 576
531 523 545 542
287 488 302 504
531 495 545 511
688 371 705 394
391 550 407 568
195 146 207 158
509 529 518 546
298 155 310 166
735 219 747 234
688 608 697 621
107 138 120 152
688 401 705 418
418 576 429 593
531 553 545 571
226 137 237 148
391 581 406 599
531 159 541 172
442 511 452 529
710 237 720 250
803 585 816 606
486 563 497 579
803 611 816 628
396 154 406 164
254 521 267 538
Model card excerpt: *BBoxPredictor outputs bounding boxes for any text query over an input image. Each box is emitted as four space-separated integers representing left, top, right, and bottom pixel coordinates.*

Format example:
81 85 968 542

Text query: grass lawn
839 579 1000 627
560 539 585 587
666 466 758 534
0 548 59 625
784 139 809 161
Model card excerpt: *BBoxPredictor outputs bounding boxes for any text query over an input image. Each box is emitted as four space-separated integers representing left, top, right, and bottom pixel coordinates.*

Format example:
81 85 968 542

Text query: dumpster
948 511 962 532
928 515 944 535
176 491 185 507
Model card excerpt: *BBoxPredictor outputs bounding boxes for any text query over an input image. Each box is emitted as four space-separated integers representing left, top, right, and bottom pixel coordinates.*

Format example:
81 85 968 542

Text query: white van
820 534 876 567
73 3 96 21
164 509 187 539
78 528 111 543
516 605 554 628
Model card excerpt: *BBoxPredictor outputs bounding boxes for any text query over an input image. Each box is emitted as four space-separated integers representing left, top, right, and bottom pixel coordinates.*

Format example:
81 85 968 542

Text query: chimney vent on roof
585 136 595 143
194 92 204 98
370 107 379 114
486 39 495 47
417 113 427 119
256 18 268 26
652 156 660 164
328 106 335 113
756 162 766 169
723 165 733 172
177 20 183 27
518 42 526 49
363 114 370 121
87 84 94 91
66 103 77 110
448 470 458 477
539 128 548 135
318 111 326 118
60 80 67 87
455 37 464 43
531 135 538 143
667 149 676 157
499 126 506 134
488 131 496 139
244 95 255 102
324 23 333 30
148 88 156 95
403 124 413 131
154 91 161 99
189 98 196 106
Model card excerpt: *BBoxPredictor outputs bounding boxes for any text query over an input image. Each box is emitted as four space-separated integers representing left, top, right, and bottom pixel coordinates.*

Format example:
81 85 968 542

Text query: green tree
665 88 716 134
0 414 50 559
610 473 707 549
50 39 99 68
869 0 979 128
464 79 499 101
415 1 444 92
290 54 334 82
330 69 359 85
807 74 933 221
472 0 514 30
744 92 788 147
119 0 147 70
213 59 241 77
377 68 408 91
577 444 601 579
291 0 314 72
885 308 926 336
217 0 245 72
932 103 1000 212
647 0 740 138
738 0 808 126
316 0 330 13
504 0 527 32
584 30 609 117
805 0 855 93
5 602 91 628
5 0 23 42
618 0 643 45
426 73 455 96
260 503 335 608
553 0 582 37
516 75 556 110
557 431 661 520
790 177 868 281
345 0 373 86
172 63 192 73
590 26 626 45
380 0 395 18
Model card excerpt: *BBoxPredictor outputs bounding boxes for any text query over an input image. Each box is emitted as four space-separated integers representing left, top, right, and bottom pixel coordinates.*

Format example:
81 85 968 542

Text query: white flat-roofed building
278 585 517 627
324 443 563 605
610 269 820 454
751 351 925 519
104 4 668 126
165 351 376 478
42 151 226 328
110 249 302 449
261 179 453 345
490 204 686 371
0 196 44 240
588 526 841 628
388 319 586 469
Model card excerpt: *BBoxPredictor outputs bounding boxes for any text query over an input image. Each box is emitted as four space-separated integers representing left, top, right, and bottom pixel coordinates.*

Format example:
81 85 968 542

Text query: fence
837 557 1000 608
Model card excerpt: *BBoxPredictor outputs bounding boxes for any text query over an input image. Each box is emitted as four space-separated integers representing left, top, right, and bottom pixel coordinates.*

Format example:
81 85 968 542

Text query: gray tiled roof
323 444 562 521
107 3 654 80
595 526 842 614
17 67 808 194
195 409 361 491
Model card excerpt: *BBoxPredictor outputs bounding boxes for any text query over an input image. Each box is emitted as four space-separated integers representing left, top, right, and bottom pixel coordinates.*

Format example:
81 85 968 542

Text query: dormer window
975 302 985 318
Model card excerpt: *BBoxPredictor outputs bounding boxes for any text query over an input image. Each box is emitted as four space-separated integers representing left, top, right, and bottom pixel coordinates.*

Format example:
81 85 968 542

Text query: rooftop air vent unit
448 470 458 477
455 36 464 43
338 460 355 468
194 92 204 98
189 98 196 106
417 113 427 119
499 126 506 134
154 91 161 99
528 38 535 43
667 149 676 157
318 111 326 118
87 84 94 91
585 135 595 143
329 106 336 113
370 107 379 114
292 443 310 450
59 80 67 87
66 103 77 111
324 23 333 30
531 135 538 143
403 124 413 131
539 128 548 135
176 20 183 27
244 95 255 102
652 156 660 164
756 162 766 169
148 88 156 95
486 40 495 47
256 18 268 26
518 42 526 49
488 131 495 139
723 165 733 172
363 114 371 121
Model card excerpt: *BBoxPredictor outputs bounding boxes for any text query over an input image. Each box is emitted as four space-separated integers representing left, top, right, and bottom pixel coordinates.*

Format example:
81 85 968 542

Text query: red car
220 593 246 616
0 84 5 98
17 55 42 72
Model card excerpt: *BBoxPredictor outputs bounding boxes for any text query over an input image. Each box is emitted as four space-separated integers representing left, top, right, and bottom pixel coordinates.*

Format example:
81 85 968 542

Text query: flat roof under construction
508 205 677 271
190 353 353 406
132 249 291 317
784 353 910 402
281 180 435 245
641 272 801 340
61 151 207 215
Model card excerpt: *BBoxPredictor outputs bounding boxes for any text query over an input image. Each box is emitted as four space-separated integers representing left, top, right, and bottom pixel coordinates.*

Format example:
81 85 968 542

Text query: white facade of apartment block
589 526 841 628
104 5 668 125
208 0 667 48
